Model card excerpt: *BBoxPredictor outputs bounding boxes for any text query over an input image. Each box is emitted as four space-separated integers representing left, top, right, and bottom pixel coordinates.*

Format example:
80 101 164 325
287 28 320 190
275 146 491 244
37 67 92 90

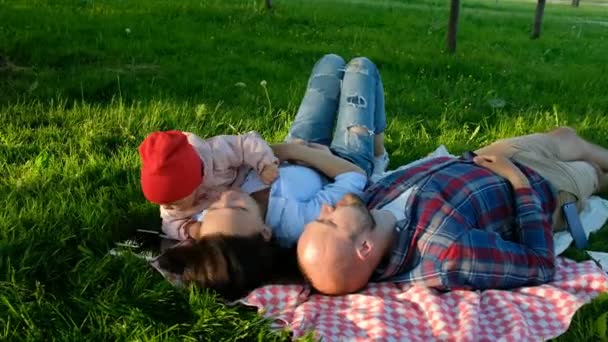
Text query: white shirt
372 144 454 222
379 187 413 222
266 164 367 247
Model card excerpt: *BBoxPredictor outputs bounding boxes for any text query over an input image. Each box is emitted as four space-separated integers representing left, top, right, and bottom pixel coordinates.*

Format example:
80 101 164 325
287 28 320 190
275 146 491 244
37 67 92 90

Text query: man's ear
261 225 272 241
355 239 374 260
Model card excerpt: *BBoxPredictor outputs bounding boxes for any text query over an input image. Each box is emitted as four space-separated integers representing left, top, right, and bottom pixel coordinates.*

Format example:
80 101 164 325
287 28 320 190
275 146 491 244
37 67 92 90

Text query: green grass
1 0 608 340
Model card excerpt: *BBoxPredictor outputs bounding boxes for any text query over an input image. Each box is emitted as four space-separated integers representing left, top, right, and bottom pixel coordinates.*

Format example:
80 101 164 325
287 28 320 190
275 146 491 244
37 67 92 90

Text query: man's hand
473 154 530 189
260 163 279 184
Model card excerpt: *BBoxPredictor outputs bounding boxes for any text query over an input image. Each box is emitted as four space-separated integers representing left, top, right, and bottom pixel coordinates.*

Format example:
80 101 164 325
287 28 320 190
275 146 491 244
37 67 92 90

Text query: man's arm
432 155 556 290
271 143 365 179
437 187 555 290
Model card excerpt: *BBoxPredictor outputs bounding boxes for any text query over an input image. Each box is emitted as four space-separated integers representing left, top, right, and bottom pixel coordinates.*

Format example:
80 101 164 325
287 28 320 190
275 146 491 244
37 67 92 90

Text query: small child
138 130 279 240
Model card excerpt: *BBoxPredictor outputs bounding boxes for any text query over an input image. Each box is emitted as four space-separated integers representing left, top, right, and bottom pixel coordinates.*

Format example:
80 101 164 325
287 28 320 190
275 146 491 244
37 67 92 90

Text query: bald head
297 194 380 295
297 228 363 295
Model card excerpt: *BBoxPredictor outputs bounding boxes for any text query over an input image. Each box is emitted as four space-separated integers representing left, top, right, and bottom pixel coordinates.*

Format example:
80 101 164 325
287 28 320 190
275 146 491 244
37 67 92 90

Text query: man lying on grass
297 127 608 295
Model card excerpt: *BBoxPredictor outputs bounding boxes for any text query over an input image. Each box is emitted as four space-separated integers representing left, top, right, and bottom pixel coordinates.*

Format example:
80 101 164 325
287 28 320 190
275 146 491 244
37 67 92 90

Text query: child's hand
187 221 203 239
260 163 279 184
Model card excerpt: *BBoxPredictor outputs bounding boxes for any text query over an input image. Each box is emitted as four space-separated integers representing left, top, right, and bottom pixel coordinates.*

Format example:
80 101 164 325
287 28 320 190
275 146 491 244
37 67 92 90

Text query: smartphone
562 202 588 249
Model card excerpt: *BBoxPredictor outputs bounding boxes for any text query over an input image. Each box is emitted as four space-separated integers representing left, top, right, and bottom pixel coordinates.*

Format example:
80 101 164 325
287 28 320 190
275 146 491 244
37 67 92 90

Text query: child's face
160 190 197 211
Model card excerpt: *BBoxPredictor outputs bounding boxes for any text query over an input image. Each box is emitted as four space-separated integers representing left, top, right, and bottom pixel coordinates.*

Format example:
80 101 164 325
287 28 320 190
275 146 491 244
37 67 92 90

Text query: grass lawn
2 0 608 340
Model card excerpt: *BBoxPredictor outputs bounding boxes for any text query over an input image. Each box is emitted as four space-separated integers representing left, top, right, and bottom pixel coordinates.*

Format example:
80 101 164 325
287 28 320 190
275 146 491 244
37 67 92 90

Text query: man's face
302 194 374 243
297 194 376 294
195 190 270 240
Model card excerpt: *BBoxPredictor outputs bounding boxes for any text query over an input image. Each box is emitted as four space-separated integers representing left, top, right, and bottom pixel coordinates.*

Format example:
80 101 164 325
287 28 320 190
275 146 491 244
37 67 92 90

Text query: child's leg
330 57 385 177
286 54 346 146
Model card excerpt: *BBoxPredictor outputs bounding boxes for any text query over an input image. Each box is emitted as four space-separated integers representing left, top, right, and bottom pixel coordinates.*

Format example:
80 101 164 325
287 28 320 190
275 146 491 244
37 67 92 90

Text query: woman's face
195 190 271 240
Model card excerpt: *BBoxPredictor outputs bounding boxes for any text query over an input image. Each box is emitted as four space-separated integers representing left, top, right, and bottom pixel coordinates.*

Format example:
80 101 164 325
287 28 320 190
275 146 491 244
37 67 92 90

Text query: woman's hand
290 139 332 155
271 140 331 165
270 142 364 178
473 154 530 189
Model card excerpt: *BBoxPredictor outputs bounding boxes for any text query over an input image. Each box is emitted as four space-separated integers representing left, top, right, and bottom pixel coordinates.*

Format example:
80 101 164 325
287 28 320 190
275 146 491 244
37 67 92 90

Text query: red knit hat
138 130 203 204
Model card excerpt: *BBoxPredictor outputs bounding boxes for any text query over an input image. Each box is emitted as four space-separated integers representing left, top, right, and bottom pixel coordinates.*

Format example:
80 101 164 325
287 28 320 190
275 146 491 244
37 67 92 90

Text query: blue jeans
286 54 387 176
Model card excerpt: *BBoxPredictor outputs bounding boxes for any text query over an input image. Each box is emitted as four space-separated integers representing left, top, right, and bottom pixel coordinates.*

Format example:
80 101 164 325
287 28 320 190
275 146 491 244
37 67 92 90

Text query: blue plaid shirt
365 152 557 290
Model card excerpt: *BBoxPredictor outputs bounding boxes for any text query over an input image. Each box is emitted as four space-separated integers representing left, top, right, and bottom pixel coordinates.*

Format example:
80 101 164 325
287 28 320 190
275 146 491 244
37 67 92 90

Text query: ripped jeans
286 54 386 176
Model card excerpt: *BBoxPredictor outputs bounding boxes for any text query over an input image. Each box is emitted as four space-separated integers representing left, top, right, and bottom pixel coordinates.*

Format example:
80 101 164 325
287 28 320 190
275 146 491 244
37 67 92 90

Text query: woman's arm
271 143 365 179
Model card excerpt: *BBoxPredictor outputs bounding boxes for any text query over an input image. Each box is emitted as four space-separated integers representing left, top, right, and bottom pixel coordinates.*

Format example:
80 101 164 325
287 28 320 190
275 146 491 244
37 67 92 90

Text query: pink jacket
160 131 278 240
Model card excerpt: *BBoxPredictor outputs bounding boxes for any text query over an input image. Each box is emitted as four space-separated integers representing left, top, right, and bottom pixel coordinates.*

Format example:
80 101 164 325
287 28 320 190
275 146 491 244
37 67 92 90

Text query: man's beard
343 194 376 231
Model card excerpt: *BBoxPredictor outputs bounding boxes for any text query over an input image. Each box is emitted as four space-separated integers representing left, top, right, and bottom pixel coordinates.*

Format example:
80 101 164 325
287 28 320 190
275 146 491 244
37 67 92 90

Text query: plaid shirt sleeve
437 187 556 290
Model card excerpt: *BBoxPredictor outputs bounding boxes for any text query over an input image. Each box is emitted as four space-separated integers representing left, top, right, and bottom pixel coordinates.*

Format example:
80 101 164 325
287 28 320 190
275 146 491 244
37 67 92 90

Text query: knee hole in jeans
348 125 373 136
346 57 374 75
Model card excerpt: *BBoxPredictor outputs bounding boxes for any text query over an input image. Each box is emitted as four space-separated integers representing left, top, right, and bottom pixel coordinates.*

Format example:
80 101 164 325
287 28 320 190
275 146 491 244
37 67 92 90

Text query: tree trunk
571 0 580 7
265 0 272 9
530 0 546 39
446 0 460 53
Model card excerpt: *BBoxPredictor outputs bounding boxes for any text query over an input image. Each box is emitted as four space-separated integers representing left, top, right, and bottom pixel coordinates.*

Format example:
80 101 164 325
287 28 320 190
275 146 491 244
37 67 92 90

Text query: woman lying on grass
151 54 390 299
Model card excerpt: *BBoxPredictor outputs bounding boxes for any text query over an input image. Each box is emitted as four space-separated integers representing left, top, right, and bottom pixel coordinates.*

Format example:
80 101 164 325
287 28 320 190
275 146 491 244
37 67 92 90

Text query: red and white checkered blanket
241 258 608 341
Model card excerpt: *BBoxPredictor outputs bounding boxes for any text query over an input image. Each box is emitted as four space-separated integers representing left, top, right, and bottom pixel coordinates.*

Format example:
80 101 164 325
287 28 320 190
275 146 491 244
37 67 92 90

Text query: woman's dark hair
157 234 302 300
